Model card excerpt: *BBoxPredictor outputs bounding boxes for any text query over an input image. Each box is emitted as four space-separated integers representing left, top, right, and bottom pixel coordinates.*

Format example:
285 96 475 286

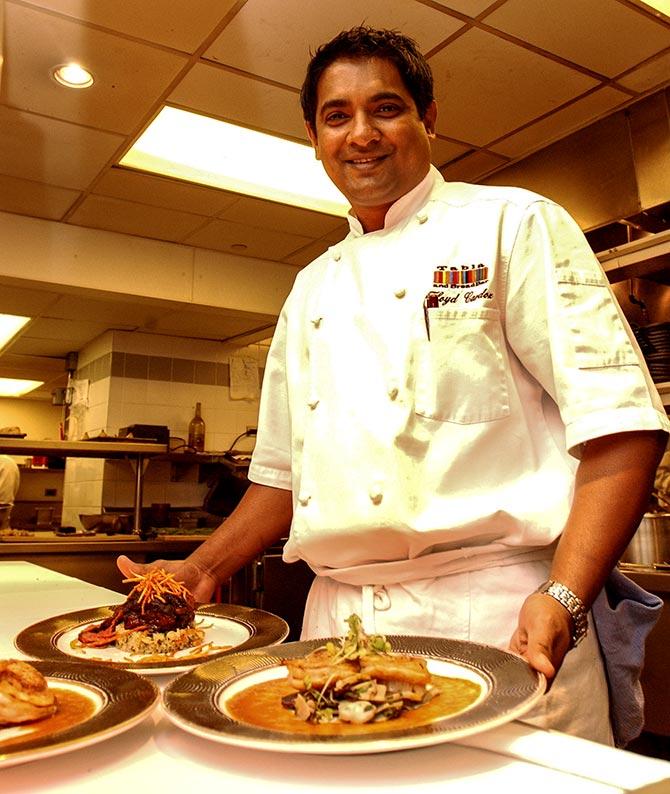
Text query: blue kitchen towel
591 568 663 748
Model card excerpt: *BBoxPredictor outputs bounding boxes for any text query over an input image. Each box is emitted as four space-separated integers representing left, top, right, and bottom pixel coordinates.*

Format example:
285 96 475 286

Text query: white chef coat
249 166 670 583
0 455 20 528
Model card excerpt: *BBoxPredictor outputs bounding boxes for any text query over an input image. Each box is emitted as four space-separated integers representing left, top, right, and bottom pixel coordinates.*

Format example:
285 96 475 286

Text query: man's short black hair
300 26 434 129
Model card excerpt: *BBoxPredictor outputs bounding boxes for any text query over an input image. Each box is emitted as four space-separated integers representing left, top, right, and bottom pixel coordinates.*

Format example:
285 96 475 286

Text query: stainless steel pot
620 512 670 566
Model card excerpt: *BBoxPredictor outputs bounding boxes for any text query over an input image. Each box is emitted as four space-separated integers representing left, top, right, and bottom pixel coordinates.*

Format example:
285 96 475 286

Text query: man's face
306 57 437 232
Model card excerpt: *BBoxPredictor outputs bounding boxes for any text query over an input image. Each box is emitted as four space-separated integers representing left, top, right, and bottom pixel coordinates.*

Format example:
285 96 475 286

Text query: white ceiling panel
67 194 209 243
429 27 599 145
0 106 124 188
203 0 465 88
3 3 188 135
184 217 313 260
618 50 670 93
0 173 80 219
485 0 670 78
93 168 239 216
168 63 306 141
219 196 344 238
20 0 240 53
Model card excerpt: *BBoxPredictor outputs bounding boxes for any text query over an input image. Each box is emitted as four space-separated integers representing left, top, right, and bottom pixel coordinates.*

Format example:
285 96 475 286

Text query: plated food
15 592 289 674
0 659 57 726
163 632 545 754
0 659 158 768
75 569 211 660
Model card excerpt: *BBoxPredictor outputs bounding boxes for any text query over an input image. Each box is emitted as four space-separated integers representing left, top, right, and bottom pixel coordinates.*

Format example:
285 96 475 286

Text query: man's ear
422 100 437 139
305 121 321 160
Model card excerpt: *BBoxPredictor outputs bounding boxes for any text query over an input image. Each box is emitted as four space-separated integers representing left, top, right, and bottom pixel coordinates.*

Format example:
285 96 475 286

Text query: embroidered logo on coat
433 263 489 288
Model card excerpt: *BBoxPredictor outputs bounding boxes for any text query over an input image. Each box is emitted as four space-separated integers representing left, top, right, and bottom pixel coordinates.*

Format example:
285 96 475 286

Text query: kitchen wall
61 328 267 527
0 397 61 439
481 87 670 231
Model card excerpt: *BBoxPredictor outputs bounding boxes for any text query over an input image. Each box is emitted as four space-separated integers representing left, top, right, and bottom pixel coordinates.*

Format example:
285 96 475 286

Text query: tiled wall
62 329 267 527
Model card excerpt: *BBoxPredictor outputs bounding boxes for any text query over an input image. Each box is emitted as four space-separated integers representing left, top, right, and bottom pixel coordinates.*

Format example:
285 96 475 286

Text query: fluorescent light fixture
120 106 349 217
0 314 30 351
638 1 670 17
0 378 43 397
52 63 94 89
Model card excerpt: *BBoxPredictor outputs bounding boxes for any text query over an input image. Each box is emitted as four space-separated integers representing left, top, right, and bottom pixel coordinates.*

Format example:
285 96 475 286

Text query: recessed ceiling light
0 314 30 352
119 106 349 217
52 63 94 89
0 378 44 397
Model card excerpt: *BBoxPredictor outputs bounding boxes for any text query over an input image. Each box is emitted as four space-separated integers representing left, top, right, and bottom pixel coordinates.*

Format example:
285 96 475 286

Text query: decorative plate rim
162 635 546 755
14 603 289 672
0 659 158 768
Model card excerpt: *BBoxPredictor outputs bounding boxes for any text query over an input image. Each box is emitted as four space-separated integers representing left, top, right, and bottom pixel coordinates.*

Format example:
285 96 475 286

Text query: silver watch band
537 579 588 646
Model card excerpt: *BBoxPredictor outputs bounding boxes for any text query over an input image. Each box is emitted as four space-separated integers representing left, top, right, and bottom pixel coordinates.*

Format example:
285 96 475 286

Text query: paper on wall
229 355 259 401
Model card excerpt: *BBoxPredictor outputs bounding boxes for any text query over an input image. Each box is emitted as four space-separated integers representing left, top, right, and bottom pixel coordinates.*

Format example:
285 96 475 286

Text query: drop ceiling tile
428 28 598 146
324 223 349 243
168 63 306 140
0 174 80 220
491 86 631 159
150 309 275 339
431 136 472 168
440 150 509 182
0 283 62 317
3 2 188 135
485 0 670 77
20 317 110 344
184 218 313 260
0 106 124 188
67 194 207 242
47 293 158 326
94 168 239 216
203 0 464 88
7 335 81 358
282 240 331 267
19 0 239 53
428 1 500 16
219 196 343 238
618 50 670 93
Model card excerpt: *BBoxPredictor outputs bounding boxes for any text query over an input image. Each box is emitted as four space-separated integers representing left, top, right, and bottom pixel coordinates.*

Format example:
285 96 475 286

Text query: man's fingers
116 554 145 578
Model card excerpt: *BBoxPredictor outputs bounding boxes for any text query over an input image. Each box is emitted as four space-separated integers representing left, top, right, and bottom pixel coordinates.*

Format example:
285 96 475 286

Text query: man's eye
377 103 401 114
325 112 348 124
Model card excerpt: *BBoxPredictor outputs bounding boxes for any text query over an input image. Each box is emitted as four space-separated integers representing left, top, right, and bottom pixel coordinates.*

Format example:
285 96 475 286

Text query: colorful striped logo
434 264 489 288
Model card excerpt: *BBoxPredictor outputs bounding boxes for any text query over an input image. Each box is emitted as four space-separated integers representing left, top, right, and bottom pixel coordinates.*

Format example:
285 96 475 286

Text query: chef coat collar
347 165 443 236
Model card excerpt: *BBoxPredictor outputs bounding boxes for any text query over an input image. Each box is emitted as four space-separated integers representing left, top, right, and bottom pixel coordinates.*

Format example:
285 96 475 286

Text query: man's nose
348 112 380 147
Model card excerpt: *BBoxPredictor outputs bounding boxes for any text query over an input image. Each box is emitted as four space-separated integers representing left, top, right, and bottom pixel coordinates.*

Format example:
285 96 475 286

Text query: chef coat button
394 288 406 299
332 250 341 262
298 495 310 507
311 317 322 328
417 212 428 224
388 386 399 401
307 399 319 410
369 489 383 505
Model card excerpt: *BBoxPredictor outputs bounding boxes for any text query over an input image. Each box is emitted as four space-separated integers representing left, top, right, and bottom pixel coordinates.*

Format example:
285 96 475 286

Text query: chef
119 26 669 743
0 454 20 528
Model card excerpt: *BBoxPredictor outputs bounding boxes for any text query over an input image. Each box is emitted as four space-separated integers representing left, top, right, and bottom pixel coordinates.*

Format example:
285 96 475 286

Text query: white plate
0 660 158 768
15 604 289 674
163 636 545 754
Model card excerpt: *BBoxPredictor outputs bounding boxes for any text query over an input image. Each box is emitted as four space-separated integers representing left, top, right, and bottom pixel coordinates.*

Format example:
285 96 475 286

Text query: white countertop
1 561 669 794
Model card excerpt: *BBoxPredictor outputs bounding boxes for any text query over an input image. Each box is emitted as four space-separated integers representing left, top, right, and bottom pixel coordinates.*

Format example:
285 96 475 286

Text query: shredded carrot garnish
122 569 193 613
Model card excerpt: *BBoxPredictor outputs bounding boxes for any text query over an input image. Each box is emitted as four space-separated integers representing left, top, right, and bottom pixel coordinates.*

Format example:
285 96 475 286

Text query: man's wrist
537 580 588 646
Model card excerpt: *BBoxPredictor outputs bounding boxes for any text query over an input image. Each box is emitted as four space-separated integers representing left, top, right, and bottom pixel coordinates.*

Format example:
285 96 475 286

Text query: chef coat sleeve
503 198 669 457
247 300 293 490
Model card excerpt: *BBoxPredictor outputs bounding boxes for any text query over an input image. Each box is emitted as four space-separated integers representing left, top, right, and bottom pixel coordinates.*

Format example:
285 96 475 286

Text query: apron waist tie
361 584 391 634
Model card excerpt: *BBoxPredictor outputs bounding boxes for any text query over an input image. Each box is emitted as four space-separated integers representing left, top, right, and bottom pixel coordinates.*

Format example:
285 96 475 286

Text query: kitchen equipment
119 424 170 444
620 512 670 567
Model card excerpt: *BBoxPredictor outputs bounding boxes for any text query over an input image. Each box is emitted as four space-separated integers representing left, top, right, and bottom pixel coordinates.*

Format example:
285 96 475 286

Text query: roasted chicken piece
0 660 57 725
285 648 361 690
359 652 430 685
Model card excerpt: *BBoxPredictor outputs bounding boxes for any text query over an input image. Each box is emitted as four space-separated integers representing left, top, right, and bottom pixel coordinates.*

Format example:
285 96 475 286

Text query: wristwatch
537 579 588 647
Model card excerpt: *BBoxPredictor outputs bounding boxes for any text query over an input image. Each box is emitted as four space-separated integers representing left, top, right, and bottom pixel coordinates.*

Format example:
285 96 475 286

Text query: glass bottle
188 402 206 452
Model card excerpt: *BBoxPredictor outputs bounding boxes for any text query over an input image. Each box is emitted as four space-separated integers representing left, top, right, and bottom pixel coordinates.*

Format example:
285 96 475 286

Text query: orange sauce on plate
0 687 96 748
227 674 481 735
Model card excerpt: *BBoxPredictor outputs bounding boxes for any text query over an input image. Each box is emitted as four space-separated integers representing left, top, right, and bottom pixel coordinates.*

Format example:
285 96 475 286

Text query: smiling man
118 27 669 747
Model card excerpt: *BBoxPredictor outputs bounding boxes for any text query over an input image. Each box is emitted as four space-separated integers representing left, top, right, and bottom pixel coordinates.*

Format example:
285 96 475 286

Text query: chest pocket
414 307 510 424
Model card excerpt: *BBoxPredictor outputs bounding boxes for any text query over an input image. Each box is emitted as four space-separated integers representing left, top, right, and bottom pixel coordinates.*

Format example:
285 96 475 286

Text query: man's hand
116 555 218 603
509 591 574 682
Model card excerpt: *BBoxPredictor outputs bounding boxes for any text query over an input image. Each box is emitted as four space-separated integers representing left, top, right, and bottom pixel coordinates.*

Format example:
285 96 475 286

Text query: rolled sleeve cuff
565 406 670 458
247 462 292 490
